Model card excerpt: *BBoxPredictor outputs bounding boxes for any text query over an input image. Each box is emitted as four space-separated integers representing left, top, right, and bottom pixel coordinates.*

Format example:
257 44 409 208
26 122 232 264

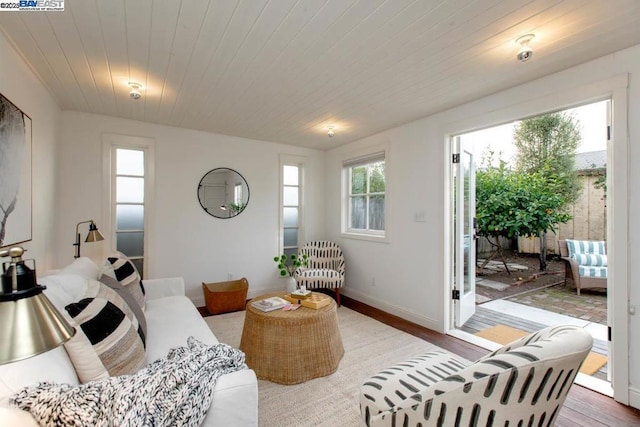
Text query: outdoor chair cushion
566 239 608 278
579 265 607 278
573 253 607 267
566 239 606 256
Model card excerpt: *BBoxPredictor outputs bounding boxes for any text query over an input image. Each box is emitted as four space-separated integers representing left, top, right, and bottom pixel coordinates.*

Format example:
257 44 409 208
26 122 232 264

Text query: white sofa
0 257 258 426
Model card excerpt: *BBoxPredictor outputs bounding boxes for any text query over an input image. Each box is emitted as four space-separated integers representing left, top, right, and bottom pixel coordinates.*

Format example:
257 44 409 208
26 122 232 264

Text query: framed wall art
0 93 32 248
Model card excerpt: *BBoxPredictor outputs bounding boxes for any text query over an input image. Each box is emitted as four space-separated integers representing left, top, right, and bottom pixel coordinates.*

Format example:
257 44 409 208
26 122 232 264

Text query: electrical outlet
227 273 233 280
371 277 376 287
414 211 426 222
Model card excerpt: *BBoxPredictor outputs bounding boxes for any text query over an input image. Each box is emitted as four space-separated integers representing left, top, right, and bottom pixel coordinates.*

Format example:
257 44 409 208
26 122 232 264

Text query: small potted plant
273 253 308 293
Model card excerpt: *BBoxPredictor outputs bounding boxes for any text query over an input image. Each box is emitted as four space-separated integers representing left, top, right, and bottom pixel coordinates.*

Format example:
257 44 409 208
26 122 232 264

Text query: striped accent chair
558 239 607 295
360 325 592 427
295 241 345 306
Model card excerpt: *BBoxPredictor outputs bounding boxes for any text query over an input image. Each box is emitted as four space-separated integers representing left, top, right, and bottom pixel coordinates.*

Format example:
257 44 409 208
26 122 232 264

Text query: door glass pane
117 149 144 176
283 186 298 206
284 229 298 247
283 165 298 185
350 196 366 229
351 166 366 194
368 195 385 230
463 152 472 294
116 205 144 230
283 207 298 227
284 247 298 258
117 232 144 257
117 177 144 203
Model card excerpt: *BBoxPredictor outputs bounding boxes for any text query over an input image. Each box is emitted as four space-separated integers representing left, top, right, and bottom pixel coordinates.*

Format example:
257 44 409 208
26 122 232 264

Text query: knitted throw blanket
11 337 247 427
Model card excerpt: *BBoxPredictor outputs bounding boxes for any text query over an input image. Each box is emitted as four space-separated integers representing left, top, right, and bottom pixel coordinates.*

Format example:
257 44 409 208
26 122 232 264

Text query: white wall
327 44 640 402
57 111 325 305
0 32 60 269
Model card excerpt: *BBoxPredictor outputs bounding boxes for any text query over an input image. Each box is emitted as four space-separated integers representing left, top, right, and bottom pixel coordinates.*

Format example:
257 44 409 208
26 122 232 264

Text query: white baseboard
342 289 441 332
629 386 640 409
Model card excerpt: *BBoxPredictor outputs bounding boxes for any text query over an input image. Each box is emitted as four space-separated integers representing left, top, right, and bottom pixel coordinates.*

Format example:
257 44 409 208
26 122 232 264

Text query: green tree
476 161 571 272
513 112 582 270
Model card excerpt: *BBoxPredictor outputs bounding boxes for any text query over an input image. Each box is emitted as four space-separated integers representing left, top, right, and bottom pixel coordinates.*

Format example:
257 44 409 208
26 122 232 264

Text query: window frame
341 148 389 242
279 155 306 256
102 134 155 278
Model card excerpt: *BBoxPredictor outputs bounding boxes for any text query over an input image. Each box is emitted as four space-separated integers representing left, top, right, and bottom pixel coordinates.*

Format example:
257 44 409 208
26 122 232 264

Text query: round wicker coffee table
239 292 344 384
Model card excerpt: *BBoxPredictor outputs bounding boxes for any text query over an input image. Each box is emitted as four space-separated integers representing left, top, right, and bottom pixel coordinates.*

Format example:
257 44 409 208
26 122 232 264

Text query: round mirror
198 168 250 218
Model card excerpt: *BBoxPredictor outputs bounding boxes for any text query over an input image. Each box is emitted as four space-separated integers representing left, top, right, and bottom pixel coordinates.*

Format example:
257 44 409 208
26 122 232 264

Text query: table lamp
0 247 75 364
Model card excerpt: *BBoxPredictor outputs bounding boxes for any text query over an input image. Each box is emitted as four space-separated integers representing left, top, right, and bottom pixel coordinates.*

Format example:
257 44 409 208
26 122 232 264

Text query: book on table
252 296 288 312
283 292 332 309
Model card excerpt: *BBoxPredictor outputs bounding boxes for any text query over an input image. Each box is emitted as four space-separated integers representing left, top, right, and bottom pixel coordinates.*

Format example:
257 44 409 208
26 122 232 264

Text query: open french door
453 136 477 327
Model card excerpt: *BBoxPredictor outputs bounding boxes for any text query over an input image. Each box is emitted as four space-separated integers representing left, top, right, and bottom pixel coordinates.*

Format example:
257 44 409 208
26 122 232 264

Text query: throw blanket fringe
11 337 247 427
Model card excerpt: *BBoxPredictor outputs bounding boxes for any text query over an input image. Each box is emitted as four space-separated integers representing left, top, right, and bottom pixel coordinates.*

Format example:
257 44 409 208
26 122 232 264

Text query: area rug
474 324 607 376
205 307 467 427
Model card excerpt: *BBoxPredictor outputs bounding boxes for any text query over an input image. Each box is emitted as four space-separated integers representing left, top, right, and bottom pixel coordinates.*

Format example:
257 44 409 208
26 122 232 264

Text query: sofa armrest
142 277 185 300
201 369 258 427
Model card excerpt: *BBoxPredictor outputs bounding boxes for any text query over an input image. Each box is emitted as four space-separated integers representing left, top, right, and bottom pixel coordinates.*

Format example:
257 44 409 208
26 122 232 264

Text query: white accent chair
360 325 592 427
295 241 345 306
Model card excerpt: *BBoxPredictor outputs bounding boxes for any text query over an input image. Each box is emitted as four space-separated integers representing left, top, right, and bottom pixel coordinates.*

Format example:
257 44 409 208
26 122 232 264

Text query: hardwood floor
341 295 640 427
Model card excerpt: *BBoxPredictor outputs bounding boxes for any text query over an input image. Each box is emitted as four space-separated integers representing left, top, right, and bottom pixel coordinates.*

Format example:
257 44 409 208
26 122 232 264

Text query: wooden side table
239 292 344 384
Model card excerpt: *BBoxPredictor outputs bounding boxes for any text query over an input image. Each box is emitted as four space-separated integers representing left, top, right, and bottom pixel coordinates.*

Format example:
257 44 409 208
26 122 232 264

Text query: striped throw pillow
65 297 146 377
85 279 145 347
572 253 607 267
566 239 606 256
98 275 147 344
103 252 145 311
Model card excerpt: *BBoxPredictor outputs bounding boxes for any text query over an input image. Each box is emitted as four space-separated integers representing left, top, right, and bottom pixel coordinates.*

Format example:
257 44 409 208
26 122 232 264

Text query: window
234 183 243 206
343 151 386 237
281 163 303 257
113 148 146 276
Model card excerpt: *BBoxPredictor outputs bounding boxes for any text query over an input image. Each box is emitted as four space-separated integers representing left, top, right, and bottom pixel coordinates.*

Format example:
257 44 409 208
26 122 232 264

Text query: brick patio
506 283 607 325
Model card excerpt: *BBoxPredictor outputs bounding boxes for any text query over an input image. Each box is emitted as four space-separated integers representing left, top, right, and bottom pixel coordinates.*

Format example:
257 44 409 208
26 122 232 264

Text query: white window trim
102 133 155 276
279 154 306 254
340 144 390 243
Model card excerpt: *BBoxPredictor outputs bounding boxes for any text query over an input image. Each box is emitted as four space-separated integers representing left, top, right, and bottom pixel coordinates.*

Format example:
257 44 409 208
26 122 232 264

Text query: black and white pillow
99 275 147 343
102 251 145 311
65 297 145 377
85 279 145 347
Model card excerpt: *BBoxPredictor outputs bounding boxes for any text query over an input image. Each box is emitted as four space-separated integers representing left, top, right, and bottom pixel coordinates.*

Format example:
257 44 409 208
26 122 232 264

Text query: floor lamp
73 220 105 259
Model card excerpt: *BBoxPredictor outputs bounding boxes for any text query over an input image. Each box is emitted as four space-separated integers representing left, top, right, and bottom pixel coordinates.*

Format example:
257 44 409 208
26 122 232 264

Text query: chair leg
335 288 341 307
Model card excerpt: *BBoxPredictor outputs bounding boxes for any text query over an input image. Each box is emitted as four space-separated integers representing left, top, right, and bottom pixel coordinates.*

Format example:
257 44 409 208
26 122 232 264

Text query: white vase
285 276 297 293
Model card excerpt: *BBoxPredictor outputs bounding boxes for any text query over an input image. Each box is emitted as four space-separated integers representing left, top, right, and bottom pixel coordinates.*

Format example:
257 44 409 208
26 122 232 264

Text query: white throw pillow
60 257 100 280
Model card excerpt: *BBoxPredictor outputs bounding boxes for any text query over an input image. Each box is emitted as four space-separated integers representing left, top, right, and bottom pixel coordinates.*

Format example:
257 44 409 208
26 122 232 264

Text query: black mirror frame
197 167 250 219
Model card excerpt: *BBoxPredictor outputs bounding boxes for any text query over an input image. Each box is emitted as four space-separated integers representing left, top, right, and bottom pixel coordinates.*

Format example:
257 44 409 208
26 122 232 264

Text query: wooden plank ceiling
1 0 639 149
